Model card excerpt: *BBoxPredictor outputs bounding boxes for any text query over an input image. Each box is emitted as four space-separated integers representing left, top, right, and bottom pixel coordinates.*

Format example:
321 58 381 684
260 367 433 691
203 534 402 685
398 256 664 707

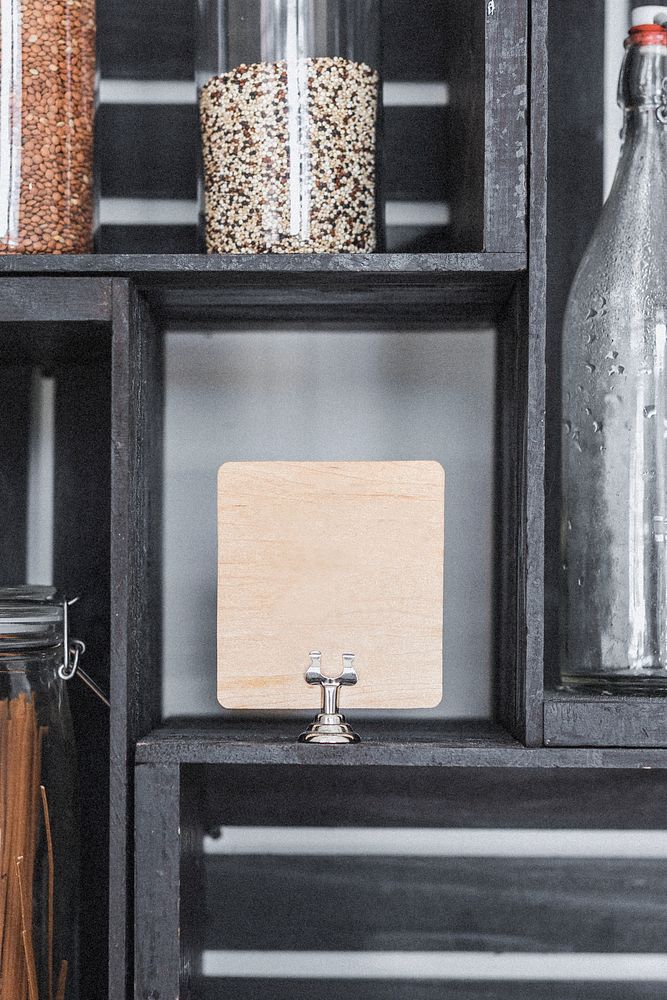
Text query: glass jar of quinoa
0 0 96 254
196 0 382 254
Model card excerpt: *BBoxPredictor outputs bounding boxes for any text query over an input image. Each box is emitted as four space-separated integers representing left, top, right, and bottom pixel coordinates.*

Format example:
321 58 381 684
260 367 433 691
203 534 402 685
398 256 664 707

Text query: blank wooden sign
217 461 444 709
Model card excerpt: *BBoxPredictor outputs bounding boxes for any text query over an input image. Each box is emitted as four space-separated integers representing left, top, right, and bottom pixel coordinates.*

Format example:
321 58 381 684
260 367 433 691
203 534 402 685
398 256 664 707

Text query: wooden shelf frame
1 1 664 999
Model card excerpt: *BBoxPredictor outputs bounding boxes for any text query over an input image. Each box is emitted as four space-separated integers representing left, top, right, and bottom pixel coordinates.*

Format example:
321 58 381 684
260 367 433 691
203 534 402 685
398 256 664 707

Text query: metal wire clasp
657 77 667 123
58 598 110 708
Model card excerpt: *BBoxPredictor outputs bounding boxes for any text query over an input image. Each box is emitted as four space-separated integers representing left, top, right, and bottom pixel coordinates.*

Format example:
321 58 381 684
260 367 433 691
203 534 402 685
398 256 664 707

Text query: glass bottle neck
610 38 667 194
618 37 667 116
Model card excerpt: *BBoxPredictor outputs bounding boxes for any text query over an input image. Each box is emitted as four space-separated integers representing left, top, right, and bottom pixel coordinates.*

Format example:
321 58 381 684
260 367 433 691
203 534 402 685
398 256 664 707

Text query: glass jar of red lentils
0 0 96 254
196 0 382 254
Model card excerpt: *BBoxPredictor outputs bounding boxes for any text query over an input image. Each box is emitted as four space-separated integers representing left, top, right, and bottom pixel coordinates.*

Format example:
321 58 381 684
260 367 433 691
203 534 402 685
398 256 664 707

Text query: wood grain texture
544 694 667 748
0 276 112 322
109 281 163 1000
495 284 530 741
137 720 667 772
544 0 605 690
217 462 444 709
484 0 527 252
202 854 667 952
198 981 666 1000
134 764 182 998
0 257 525 324
53 360 112 1000
0 252 526 276
523 0 549 745
193 758 667 828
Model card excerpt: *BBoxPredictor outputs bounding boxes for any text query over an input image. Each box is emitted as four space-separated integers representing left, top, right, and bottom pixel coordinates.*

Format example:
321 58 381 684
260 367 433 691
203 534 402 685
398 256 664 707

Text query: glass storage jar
0 587 80 1000
196 0 382 253
0 0 96 253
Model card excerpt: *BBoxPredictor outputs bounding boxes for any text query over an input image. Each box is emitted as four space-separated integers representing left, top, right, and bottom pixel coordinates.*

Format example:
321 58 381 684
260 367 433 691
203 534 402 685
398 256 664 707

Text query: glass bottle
196 0 382 253
561 12 667 687
0 587 80 999
0 0 96 253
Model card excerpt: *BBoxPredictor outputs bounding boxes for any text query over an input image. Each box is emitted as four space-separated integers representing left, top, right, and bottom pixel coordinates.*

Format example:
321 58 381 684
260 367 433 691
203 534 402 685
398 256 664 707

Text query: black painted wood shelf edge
0 251 526 276
544 691 667 748
135 722 667 768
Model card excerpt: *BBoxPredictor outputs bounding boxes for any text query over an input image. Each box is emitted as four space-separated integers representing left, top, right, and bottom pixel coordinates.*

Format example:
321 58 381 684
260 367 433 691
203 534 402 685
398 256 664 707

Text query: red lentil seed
0 0 95 254
199 57 379 254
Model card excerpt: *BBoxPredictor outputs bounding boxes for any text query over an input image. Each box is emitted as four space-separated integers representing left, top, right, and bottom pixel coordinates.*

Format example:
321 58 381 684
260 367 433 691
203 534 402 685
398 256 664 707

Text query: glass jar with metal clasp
0 586 108 1000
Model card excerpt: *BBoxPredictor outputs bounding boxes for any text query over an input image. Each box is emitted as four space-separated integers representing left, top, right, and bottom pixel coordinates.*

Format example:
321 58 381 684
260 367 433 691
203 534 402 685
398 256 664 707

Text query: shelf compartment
95 0 527 254
134 758 667 1000
0 281 113 1000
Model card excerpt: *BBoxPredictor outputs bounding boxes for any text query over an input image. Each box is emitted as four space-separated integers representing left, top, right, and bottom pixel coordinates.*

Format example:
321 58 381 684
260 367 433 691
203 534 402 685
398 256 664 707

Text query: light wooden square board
217 461 444 709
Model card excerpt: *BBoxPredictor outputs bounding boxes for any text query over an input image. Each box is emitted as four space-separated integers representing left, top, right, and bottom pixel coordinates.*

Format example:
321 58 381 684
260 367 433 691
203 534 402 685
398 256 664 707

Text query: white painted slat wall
97 77 450 231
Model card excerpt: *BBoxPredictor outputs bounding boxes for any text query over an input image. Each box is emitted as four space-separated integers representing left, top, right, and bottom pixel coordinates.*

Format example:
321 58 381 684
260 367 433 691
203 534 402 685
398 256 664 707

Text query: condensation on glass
0 0 96 253
561 19 667 687
0 588 79 999
196 0 382 253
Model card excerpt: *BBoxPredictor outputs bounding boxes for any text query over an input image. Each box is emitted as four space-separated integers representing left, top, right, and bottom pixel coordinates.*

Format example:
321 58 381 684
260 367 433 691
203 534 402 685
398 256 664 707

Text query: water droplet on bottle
585 363 596 373
644 405 656 419
605 350 618 360
586 332 597 345
586 308 597 320
577 576 583 587
593 421 602 433
567 519 572 531
585 406 592 416
562 420 572 434
608 364 625 376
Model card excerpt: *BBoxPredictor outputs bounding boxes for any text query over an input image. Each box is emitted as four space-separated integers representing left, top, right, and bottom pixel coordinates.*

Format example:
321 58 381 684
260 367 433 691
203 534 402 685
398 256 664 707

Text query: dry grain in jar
0 0 96 254
199 56 379 253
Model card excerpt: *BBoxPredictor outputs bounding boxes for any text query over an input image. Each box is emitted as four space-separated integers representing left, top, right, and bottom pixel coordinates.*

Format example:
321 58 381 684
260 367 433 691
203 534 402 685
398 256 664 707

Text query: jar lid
0 586 63 648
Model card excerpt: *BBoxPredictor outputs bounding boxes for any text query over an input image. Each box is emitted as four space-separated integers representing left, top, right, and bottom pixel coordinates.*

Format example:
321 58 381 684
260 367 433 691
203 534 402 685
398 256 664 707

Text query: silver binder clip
298 651 360 744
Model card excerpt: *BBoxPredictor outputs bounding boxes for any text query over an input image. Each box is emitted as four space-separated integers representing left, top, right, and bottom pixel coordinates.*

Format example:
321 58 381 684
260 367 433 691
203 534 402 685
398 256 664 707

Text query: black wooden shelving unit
2 1 667 999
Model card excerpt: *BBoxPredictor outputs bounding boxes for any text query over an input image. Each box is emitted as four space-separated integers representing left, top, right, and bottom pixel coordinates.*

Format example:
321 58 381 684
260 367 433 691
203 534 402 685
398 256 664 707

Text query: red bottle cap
626 23 667 46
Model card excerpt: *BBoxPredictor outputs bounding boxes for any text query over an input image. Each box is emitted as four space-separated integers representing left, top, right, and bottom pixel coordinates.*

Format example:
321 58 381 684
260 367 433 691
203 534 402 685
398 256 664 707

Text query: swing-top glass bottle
561 9 667 687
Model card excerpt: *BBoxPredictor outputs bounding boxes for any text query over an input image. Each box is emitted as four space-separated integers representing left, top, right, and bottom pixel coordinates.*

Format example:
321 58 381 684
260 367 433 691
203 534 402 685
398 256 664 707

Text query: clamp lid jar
196 0 383 254
0 586 80 1000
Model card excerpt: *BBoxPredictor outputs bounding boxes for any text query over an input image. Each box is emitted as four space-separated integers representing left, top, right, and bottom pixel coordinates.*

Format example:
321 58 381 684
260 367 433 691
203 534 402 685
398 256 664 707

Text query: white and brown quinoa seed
199 57 379 253
0 0 96 254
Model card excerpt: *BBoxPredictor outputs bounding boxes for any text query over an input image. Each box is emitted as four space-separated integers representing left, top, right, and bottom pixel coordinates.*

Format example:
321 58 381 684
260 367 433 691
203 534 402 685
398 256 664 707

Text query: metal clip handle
299 652 360 744
57 598 110 708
